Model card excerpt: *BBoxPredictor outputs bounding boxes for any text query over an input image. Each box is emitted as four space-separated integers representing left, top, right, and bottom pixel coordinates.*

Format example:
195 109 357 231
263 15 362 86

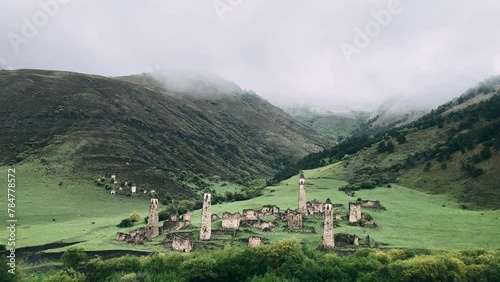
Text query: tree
396 134 407 144
377 142 386 153
62 247 87 268
178 200 195 214
128 211 141 223
386 141 395 153
480 146 492 160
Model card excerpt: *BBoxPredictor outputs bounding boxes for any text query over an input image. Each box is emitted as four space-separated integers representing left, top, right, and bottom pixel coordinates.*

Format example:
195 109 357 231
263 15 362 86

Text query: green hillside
283 107 368 142
0 69 330 199
273 76 500 209
1 162 498 253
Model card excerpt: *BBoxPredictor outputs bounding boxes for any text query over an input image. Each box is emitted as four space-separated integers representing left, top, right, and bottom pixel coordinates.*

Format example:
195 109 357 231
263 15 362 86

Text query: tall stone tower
322 198 334 248
199 189 212 240
147 198 159 239
298 173 306 214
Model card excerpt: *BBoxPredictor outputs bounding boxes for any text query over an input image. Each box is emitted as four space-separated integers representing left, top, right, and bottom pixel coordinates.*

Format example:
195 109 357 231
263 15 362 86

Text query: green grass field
1 162 499 253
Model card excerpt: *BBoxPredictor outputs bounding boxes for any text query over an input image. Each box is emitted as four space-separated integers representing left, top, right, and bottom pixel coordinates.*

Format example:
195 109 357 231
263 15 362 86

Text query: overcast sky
1 0 500 110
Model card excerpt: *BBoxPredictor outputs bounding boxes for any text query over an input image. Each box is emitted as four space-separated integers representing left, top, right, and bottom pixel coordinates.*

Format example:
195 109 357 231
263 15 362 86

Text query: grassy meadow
1 161 499 254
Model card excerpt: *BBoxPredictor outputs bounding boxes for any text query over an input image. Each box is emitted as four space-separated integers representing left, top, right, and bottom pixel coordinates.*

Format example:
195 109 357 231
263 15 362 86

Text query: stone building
211 214 220 221
348 202 362 223
322 198 334 248
115 227 148 244
163 211 191 233
131 186 137 193
242 209 259 220
306 200 324 216
248 236 262 247
287 210 303 230
147 198 159 239
222 212 241 229
257 205 280 217
171 233 193 252
298 173 306 214
199 189 212 240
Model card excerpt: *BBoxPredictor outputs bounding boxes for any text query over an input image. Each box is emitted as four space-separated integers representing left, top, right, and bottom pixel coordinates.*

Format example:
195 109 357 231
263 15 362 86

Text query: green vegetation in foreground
15 240 500 282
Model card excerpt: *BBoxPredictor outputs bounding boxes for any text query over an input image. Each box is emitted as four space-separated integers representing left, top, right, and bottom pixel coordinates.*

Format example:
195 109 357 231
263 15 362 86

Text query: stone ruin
257 205 280 217
170 233 194 253
360 213 376 226
334 233 360 247
286 210 303 230
116 227 149 244
242 209 259 220
298 173 307 214
248 236 262 247
348 202 362 223
200 189 212 241
359 200 386 210
211 214 220 221
222 212 241 229
115 197 160 244
163 211 191 233
322 198 334 249
348 202 376 226
147 198 159 239
240 206 279 231
306 199 324 216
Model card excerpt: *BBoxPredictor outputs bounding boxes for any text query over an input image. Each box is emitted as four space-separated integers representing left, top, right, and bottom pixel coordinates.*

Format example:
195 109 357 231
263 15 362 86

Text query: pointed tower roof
204 187 212 194
299 173 305 179
325 198 332 204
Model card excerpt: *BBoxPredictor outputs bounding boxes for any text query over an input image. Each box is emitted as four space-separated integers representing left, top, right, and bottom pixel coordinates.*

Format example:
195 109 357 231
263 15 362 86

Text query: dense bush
61 247 87 268
37 240 497 281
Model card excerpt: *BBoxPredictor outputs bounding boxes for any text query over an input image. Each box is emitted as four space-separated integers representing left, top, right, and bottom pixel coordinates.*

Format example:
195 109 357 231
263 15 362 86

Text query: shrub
62 247 87 268
42 269 86 282
117 218 134 228
128 211 141 223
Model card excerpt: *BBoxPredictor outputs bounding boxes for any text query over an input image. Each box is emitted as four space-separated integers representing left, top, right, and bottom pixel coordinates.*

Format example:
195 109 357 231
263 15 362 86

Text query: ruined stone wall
298 175 306 214
348 202 362 223
200 192 211 240
163 220 191 233
211 214 219 221
306 200 324 216
334 233 359 247
222 212 241 229
287 211 303 230
248 236 262 247
171 233 193 252
243 209 258 220
147 198 159 239
115 227 149 244
182 211 191 222
322 199 334 248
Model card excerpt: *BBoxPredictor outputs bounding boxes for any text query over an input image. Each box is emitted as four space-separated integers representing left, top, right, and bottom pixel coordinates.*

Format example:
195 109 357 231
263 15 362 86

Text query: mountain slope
273 76 500 208
0 69 329 198
282 107 368 142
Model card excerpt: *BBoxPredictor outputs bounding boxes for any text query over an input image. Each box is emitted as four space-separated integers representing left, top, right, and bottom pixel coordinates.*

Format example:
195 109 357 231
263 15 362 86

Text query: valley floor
1 162 499 254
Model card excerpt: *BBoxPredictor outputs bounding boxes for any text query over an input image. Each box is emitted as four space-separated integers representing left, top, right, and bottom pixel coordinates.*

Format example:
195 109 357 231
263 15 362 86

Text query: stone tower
298 173 306 214
147 198 159 239
322 198 334 248
199 189 212 240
